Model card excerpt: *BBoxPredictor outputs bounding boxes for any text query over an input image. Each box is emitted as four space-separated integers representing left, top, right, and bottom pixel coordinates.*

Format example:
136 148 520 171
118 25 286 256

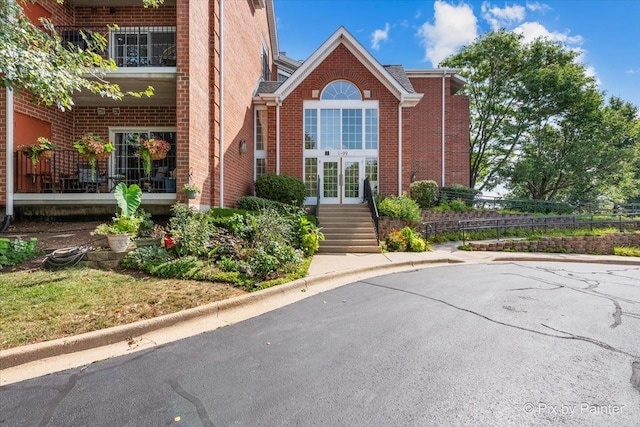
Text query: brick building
0 0 469 219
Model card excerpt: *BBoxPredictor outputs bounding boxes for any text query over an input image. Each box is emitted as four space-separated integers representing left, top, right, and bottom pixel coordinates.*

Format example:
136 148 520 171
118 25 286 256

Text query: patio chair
77 164 106 192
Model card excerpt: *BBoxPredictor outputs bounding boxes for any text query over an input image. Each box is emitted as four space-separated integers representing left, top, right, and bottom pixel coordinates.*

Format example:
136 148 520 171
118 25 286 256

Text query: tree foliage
442 30 640 203
0 0 163 111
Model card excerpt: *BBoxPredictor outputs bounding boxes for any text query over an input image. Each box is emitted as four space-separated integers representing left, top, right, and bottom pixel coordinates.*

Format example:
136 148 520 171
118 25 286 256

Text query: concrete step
319 245 382 254
322 238 379 246
323 231 377 239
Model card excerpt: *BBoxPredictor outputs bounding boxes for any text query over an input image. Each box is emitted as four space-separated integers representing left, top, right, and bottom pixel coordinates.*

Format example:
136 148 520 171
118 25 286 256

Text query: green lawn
0 268 245 350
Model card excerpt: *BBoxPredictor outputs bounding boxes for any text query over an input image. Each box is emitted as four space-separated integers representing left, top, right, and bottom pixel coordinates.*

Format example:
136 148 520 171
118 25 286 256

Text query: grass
0 267 246 350
613 247 640 257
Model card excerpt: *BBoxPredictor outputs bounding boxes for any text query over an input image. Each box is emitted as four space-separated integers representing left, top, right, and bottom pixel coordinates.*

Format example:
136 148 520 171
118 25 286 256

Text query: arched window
321 80 362 100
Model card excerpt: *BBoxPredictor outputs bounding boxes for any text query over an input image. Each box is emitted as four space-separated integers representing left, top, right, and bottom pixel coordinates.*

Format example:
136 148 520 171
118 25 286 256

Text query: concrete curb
0 257 462 369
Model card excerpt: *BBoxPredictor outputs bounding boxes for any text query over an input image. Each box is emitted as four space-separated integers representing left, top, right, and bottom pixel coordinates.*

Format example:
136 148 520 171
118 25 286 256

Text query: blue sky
274 0 640 108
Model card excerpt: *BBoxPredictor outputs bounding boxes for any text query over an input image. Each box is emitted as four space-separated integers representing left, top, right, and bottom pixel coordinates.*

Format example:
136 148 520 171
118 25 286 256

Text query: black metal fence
364 177 380 244
423 214 640 244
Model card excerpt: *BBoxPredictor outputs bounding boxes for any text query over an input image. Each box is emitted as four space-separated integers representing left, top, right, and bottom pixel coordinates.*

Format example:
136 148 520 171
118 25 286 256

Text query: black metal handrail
364 177 380 244
315 176 321 217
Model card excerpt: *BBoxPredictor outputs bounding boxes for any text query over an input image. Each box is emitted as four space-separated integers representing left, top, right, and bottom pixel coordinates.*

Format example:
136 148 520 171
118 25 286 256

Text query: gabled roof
383 65 415 93
257 27 423 106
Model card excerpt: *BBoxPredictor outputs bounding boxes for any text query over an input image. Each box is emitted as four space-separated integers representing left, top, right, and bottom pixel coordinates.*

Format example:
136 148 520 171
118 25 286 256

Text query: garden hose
42 246 91 269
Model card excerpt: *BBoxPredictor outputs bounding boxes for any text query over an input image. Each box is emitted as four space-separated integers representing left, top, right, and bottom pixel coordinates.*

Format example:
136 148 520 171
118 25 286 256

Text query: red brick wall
74 5 176 27
211 0 221 206
278 44 400 195
73 107 176 140
407 76 470 188
219 1 273 206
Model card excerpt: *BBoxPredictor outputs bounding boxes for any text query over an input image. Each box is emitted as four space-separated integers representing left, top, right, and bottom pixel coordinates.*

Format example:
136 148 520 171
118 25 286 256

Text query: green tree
1 0 163 111
441 31 597 192
507 96 639 201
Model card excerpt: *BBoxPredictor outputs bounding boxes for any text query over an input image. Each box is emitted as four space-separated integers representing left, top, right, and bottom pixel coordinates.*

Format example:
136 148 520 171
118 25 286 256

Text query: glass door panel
322 160 339 203
342 160 361 203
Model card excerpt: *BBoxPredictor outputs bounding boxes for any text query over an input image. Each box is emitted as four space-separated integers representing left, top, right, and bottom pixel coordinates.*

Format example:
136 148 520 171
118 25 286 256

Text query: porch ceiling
72 74 176 107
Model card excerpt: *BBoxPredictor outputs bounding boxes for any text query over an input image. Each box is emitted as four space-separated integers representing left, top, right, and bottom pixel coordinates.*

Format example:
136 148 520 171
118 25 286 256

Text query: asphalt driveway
1 262 639 426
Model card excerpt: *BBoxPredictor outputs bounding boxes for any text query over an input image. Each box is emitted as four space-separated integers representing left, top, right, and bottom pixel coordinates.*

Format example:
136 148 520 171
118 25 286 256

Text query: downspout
441 69 446 187
5 88 14 220
398 102 403 196
218 0 224 207
276 100 281 174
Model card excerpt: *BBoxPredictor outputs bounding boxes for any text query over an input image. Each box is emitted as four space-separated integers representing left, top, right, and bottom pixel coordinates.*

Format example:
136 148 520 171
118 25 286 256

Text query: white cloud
526 2 551 13
626 68 640 74
481 1 525 30
513 21 583 45
371 23 390 50
417 0 478 67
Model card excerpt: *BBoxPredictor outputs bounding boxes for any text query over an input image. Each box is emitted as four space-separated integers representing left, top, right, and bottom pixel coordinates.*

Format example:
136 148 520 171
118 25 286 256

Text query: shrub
297 215 324 256
254 174 306 206
439 184 479 207
410 180 439 208
385 227 429 252
0 237 39 267
378 196 421 222
121 246 171 270
236 196 300 215
252 208 296 248
247 241 304 280
168 203 216 257
148 256 204 278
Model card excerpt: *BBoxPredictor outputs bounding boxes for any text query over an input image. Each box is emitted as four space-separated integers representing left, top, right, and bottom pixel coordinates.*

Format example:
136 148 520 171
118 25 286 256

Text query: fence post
496 219 500 241
460 221 465 245
619 215 623 233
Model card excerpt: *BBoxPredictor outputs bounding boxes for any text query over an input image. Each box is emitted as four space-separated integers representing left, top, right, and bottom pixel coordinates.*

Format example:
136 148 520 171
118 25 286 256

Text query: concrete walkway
1 243 639 385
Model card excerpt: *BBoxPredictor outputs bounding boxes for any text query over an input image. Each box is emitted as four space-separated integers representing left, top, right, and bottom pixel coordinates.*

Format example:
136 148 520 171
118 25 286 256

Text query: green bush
121 246 171 270
378 196 421 222
410 180 439 208
236 196 298 215
254 174 306 206
297 215 324 256
384 227 429 252
439 184 479 207
168 203 216 257
0 237 39 267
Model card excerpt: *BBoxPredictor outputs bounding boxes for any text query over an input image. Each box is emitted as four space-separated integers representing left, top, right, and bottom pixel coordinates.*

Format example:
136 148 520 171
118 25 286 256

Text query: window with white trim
255 109 268 180
303 106 378 151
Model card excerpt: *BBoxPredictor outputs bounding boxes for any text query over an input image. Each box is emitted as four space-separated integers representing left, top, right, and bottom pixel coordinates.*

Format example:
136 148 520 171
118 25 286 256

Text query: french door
319 157 363 204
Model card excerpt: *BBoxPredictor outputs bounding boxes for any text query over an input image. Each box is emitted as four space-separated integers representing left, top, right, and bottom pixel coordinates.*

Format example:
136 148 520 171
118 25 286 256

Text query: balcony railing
14 149 176 194
57 25 177 68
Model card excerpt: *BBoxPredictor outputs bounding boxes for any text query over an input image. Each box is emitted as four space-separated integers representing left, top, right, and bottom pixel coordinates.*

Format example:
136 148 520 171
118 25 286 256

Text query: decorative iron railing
14 149 176 194
55 25 177 68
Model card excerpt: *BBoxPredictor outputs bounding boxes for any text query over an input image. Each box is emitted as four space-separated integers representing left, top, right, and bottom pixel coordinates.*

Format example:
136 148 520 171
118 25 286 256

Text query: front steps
317 204 381 253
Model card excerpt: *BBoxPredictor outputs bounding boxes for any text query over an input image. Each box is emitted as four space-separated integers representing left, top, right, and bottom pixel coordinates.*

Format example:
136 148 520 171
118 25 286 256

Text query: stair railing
364 177 379 244
315 176 321 217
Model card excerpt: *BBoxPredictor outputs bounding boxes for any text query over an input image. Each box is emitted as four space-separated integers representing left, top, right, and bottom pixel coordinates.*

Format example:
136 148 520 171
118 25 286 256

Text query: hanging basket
40 150 54 160
95 151 111 160
150 151 168 161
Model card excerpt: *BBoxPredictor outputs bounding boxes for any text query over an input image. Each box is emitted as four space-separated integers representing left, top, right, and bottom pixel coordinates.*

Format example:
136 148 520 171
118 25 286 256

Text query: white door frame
317 156 364 204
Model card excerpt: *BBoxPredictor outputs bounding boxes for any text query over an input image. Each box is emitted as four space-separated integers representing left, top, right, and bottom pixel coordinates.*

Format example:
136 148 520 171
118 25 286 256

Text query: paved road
2 262 639 426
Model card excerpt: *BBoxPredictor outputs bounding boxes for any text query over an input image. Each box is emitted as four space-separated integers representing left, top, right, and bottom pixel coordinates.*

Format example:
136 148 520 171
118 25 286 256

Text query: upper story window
321 80 362 100
262 46 270 81
110 26 176 67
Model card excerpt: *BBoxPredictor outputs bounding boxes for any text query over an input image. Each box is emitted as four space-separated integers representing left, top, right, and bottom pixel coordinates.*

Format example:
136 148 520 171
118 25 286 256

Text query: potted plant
183 183 201 199
95 182 143 252
18 137 57 166
74 134 115 179
137 138 171 177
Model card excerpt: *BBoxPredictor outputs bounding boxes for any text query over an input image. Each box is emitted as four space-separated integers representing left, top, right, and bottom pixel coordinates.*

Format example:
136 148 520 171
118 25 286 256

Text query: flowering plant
137 138 171 177
18 137 57 166
74 134 114 178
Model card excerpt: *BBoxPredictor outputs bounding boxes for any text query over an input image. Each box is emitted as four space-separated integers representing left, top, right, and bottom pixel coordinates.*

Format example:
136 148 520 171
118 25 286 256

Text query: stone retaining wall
469 233 640 254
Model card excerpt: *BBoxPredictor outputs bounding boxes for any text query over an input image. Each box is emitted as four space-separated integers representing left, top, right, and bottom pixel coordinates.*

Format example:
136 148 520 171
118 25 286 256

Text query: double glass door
319 157 362 204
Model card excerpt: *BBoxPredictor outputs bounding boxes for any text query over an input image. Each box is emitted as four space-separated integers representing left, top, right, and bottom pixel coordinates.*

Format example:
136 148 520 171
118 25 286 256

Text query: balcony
13 149 177 207
58 25 177 106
